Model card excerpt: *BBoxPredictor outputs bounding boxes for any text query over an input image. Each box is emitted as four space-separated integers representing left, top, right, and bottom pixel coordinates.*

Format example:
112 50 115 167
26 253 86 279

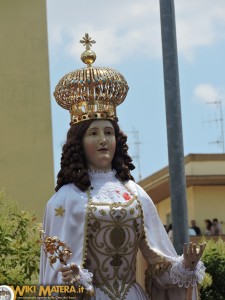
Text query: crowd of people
204 218 223 236
166 218 223 238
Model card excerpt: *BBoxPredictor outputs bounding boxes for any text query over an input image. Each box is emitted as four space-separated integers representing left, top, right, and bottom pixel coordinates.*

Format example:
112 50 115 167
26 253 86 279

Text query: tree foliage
200 238 225 300
0 191 41 285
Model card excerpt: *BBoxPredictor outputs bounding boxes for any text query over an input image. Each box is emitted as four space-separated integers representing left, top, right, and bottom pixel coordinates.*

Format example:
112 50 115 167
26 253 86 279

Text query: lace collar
88 169 117 182
87 169 133 202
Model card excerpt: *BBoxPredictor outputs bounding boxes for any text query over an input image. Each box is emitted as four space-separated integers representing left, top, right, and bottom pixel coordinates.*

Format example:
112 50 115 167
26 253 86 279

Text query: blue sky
46 0 225 182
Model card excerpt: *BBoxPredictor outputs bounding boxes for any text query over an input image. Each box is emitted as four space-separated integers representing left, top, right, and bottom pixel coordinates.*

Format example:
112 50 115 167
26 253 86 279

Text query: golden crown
54 33 129 125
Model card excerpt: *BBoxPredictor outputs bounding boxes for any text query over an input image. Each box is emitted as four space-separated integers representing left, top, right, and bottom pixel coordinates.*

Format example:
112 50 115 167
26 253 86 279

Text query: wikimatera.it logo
0 286 14 300
0 285 85 299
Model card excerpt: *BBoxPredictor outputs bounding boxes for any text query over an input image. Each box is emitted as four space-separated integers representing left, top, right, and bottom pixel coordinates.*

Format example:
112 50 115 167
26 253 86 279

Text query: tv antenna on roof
127 128 142 181
204 100 224 153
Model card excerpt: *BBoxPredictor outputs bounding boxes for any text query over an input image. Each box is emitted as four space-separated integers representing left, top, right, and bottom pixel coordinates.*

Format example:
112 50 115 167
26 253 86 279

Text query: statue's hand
183 242 206 270
59 263 79 283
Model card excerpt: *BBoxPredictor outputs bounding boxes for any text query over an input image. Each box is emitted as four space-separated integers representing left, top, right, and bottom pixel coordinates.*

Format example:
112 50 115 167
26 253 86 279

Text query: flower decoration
39 228 72 267
38 229 95 296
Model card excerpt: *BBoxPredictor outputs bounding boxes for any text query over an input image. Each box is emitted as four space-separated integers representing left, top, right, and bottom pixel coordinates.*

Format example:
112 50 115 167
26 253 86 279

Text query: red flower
123 193 131 201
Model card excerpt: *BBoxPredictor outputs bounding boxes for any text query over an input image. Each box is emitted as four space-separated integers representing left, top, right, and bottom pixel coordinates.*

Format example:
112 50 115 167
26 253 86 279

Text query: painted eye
91 131 97 135
106 130 114 135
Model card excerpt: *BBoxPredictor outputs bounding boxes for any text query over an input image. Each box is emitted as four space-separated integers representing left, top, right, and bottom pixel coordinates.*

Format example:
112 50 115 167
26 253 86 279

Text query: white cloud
194 84 222 103
175 0 225 61
47 0 161 65
46 0 225 64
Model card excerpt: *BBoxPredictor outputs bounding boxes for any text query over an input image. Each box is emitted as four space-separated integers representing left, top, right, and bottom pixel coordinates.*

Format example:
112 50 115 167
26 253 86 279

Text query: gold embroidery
91 220 101 232
85 181 174 300
111 253 123 267
80 189 91 269
110 225 126 249
134 185 173 299
86 196 143 300
54 206 65 217
130 208 135 215
145 266 153 299
144 247 171 298
99 209 106 216
149 258 171 276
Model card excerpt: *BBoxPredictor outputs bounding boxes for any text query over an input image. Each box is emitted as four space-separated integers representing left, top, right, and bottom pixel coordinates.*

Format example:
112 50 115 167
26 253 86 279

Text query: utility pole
159 0 189 254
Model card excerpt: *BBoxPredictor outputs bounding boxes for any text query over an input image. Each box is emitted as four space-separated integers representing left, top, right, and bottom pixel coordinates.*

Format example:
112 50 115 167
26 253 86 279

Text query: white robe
40 171 203 299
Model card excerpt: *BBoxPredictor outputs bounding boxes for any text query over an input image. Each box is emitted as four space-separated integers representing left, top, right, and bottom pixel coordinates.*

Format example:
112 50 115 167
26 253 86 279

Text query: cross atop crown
80 33 96 50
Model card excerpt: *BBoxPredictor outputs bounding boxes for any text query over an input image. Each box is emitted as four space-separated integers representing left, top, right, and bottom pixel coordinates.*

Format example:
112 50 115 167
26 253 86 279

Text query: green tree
200 238 225 300
0 191 41 285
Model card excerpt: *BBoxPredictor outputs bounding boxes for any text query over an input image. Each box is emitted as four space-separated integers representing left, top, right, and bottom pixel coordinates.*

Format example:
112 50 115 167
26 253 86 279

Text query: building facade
0 0 54 220
136 153 225 288
139 153 225 234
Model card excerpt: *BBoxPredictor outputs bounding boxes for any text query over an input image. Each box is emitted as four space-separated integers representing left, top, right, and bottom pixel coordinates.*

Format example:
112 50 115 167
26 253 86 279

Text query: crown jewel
54 33 129 125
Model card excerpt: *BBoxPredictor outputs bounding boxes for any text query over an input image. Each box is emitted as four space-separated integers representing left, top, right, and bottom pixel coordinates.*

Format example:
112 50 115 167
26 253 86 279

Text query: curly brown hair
55 119 135 192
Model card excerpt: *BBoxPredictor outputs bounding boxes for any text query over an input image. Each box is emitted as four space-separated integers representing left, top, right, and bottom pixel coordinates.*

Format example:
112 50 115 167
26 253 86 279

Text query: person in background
167 223 173 241
188 227 197 236
212 218 223 235
204 219 213 235
167 223 197 238
191 220 201 236
163 224 168 232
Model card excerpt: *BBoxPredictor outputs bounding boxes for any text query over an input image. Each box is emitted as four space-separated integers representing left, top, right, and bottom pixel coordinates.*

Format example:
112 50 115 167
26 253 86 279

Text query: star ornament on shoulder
55 206 65 217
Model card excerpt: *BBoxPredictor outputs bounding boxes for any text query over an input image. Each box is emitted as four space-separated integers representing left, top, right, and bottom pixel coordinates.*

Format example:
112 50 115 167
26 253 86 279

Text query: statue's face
82 120 116 171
